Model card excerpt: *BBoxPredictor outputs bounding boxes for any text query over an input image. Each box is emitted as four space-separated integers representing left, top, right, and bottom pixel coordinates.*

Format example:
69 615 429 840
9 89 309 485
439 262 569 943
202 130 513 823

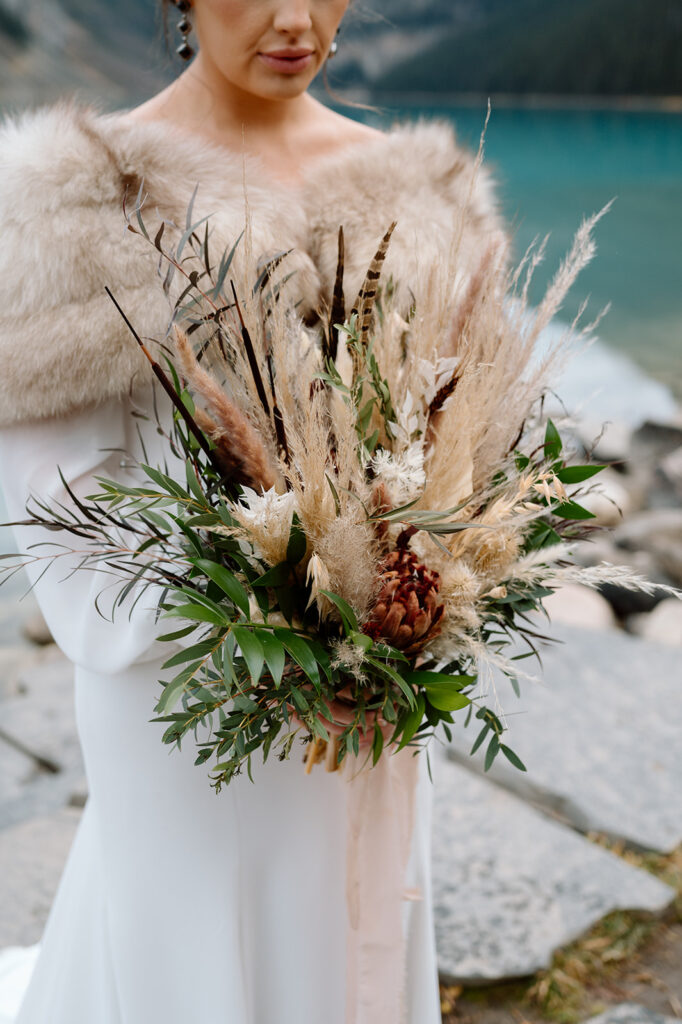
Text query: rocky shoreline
542 336 682 646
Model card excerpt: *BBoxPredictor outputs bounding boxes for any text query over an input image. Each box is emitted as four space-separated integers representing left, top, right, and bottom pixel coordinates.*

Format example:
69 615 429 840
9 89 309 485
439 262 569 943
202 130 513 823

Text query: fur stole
0 100 503 426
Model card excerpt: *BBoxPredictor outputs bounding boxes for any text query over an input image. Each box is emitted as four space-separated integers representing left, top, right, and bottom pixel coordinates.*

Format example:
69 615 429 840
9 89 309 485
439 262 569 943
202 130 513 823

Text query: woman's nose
273 0 313 35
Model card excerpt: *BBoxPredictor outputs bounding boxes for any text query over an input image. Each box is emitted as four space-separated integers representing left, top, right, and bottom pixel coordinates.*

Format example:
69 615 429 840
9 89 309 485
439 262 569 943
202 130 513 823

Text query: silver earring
328 29 339 59
173 0 195 61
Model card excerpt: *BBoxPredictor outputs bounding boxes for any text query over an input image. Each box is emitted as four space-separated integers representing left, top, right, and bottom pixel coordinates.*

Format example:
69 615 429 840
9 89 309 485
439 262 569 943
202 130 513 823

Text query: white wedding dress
0 386 442 1023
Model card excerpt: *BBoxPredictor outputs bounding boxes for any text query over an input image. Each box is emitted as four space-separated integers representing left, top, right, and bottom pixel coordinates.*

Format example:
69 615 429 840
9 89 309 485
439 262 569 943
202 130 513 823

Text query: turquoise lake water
364 100 682 399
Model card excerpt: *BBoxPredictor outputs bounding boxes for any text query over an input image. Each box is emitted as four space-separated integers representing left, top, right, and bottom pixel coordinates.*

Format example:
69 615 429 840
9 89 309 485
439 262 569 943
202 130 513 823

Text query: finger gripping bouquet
26 188 644 790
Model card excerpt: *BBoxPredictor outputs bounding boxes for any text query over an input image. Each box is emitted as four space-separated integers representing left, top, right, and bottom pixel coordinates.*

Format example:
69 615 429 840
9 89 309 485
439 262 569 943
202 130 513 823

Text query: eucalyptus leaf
555 464 605 484
553 500 596 521
155 661 203 714
405 671 476 690
484 733 501 772
318 589 359 633
252 563 292 588
260 631 286 687
372 722 384 766
232 626 265 685
366 658 416 709
163 603 227 627
501 743 527 772
424 690 471 713
274 629 320 686
397 693 426 750
544 419 562 462
286 518 307 565
162 639 219 670
192 558 250 618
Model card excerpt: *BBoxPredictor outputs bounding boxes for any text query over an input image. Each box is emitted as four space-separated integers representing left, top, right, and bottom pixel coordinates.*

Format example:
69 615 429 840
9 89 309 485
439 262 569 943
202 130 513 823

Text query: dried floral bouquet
5 189 668 790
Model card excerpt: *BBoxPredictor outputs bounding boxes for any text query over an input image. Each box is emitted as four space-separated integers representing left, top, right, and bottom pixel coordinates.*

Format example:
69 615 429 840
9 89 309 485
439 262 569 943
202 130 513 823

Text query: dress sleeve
0 396 184 675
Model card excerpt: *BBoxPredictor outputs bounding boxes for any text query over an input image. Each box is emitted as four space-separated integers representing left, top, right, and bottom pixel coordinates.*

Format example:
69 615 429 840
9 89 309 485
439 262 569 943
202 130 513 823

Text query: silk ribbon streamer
343 747 420 1024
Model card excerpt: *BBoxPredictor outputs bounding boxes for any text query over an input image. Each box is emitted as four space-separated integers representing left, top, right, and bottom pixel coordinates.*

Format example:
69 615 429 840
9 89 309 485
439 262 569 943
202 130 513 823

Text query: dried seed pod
363 548 444 655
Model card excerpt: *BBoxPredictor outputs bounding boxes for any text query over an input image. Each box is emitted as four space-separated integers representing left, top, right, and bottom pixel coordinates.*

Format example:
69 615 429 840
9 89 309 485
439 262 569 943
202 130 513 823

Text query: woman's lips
258 51 314 75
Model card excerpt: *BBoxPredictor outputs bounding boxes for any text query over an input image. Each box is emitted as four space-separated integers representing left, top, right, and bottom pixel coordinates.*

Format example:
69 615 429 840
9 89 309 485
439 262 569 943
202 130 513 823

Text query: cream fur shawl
0 100 503 426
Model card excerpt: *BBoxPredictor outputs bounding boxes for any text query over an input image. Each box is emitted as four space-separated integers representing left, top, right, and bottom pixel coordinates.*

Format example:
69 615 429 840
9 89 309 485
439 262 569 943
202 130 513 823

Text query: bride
0 1 503 1021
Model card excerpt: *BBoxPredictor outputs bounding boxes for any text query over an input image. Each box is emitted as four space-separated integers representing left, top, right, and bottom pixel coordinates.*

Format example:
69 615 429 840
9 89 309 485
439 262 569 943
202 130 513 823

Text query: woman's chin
248 64 320 99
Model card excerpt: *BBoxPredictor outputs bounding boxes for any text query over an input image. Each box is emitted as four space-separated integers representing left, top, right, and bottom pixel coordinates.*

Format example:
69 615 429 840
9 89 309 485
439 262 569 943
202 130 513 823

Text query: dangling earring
173 0 195 61
328 28 339 60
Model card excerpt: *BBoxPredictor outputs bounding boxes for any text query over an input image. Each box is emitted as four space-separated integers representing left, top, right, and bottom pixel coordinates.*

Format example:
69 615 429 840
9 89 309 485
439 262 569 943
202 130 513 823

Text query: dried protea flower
363 547 444 655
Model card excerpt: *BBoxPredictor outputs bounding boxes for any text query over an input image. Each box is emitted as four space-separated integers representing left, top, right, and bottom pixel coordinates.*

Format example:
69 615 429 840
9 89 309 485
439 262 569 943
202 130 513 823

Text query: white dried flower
370 444 426 504
235 485 296 525
230 486 297 566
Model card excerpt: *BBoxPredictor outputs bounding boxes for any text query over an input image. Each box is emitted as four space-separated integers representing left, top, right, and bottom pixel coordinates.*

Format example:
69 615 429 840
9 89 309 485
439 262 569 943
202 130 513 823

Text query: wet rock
625 421 682 511
574 537 673 617
0 594 37 650
0 808 81 947
542 584 617 631
432 753 675 984
659 445 682 495
629 598 682 647
631 420 682 459
579 469 633 527
576 420 633 464
0 651 76 768
444 624 682 853
21 610 53 647
614 509 682 586
549 337 678 435
0 738 36 811
0 650 84 830
0 648 34 700
67 778 88 809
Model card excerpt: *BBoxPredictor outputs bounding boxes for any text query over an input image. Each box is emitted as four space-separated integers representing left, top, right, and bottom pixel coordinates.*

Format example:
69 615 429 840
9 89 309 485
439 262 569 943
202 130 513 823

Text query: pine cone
363 548 444 655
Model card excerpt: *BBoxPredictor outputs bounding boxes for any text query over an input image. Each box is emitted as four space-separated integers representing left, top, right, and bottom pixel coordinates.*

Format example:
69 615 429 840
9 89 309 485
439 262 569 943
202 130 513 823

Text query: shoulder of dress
0 101 319 428
0 99 131 219
302 117 506 308
0 101 162 428
304 117 501 227
0 98 302 232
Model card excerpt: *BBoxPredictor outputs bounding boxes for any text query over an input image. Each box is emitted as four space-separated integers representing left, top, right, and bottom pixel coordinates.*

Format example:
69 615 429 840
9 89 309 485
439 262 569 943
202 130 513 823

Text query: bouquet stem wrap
344 747 420 1024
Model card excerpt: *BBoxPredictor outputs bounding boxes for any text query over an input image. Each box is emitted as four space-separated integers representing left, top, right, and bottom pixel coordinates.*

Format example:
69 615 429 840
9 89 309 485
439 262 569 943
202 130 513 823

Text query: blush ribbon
343 746 420 1024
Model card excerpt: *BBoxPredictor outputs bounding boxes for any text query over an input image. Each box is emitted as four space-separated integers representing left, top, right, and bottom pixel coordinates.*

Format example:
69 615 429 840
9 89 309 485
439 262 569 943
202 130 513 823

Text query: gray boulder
432 753 675 984
444 624 682 853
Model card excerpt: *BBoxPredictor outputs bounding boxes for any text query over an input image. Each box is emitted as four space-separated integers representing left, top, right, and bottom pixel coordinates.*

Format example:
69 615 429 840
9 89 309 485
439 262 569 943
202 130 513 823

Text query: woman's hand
290 684 394 751
318 686 395 749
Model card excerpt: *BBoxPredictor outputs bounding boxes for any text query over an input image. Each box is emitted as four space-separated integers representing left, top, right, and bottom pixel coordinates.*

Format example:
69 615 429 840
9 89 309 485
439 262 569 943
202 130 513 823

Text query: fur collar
0 100 503 426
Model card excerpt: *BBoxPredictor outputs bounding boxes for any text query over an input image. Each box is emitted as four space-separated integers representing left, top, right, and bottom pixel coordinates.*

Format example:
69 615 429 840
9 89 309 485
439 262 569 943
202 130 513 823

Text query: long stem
105 287 223 476
229 281 271 419
329 225 346 363
265 350 290 467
